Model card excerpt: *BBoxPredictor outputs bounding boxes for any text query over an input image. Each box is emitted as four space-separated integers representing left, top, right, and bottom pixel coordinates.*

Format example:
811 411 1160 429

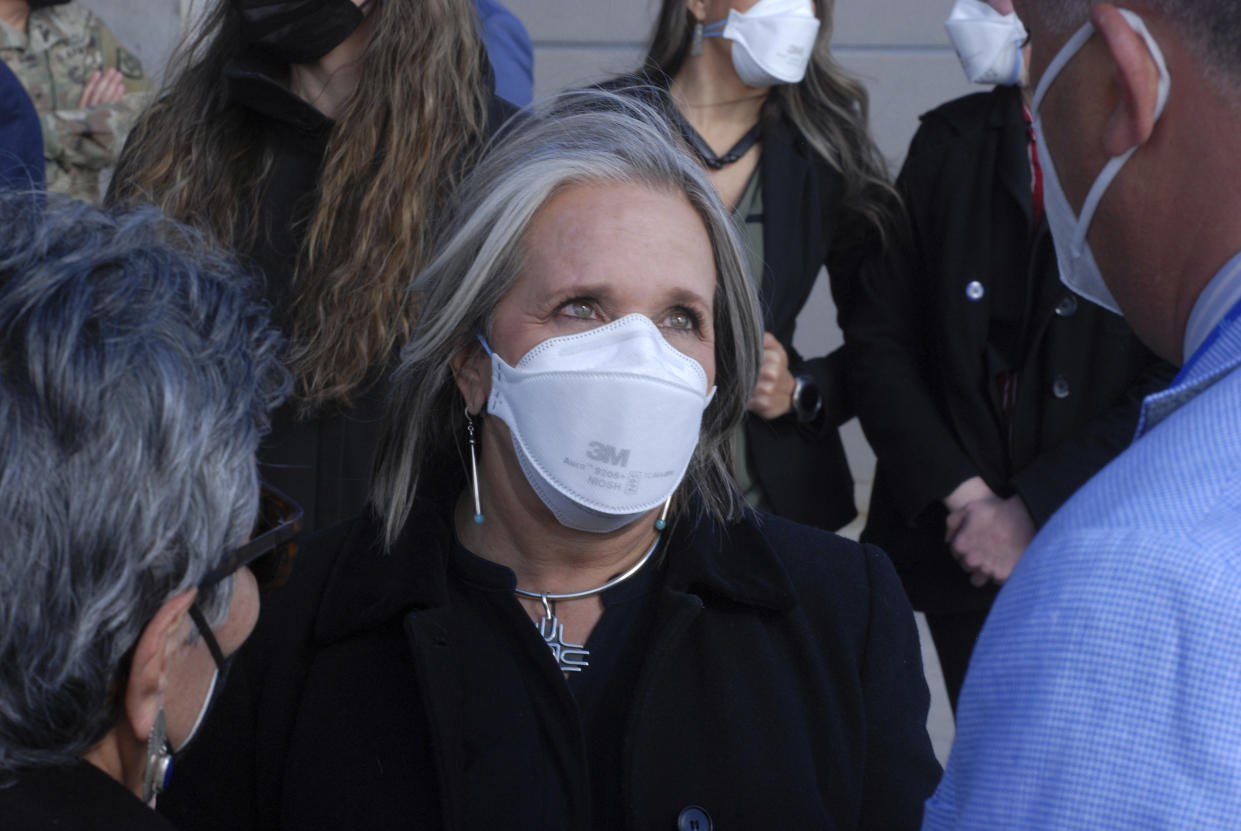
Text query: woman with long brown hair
620 0 897 532
108 0 508 531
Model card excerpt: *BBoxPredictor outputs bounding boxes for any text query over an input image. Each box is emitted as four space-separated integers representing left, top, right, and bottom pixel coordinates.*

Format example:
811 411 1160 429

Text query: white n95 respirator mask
482 314 716 534
945 0 1028 86
1031 8 1170 315
703 0 820 89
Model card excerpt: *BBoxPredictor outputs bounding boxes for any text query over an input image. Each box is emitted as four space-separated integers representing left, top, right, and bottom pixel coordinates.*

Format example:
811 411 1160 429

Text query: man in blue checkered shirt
923 1 1241 829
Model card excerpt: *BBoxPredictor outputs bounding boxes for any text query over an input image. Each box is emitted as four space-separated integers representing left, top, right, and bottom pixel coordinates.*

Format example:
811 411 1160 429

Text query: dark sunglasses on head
197 484 304 592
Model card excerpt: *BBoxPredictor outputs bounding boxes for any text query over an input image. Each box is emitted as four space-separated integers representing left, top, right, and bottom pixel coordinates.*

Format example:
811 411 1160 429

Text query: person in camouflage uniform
0 0 150 202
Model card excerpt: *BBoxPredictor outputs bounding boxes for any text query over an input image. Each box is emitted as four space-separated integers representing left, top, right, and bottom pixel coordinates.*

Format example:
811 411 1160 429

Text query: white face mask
482 314 716 533
703 0 820 89
945 0 1028 86
175 669 218 752
1031 9 1170 315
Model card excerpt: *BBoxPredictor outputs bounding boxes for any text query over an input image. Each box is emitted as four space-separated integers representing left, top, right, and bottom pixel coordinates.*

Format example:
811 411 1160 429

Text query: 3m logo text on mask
587 442 630 468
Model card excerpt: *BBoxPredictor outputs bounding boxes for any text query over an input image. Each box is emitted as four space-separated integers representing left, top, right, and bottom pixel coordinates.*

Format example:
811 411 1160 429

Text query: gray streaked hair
0 194 289 776
370 90 764 548
1029 1 1241 92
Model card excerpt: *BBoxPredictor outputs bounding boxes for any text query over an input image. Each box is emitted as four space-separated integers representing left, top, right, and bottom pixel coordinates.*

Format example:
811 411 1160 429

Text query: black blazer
846 87 1173 612
744 100 873 531
159 497 941 830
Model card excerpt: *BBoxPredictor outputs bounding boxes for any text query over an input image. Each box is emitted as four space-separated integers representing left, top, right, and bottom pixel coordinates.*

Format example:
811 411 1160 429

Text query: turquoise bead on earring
654 496 671 531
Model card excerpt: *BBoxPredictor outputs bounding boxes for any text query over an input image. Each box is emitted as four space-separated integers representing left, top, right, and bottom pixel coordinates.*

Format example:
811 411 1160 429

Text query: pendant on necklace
536 612 590 673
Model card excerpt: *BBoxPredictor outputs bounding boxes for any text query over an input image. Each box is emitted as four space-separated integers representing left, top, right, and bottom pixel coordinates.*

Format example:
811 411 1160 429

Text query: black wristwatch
791 374 822 423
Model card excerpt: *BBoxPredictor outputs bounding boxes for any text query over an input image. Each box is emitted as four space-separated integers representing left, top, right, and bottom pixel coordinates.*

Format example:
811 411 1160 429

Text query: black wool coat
159 496 941 831
846 87 1174 612
0 762 179 830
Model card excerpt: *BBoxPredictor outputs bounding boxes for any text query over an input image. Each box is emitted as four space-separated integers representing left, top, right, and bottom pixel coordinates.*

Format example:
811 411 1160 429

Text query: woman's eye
562 301 595 319
665 308 697 331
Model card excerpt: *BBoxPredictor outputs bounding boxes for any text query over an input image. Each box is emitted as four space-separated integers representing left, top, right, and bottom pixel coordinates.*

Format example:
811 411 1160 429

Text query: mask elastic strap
702 19 727 38
1033 10 1170 114
1071 12 1172 254
1032 10 1171 255
1008 49 1024 86
476 333 494 356
1031 21 1094 112
1070 147 1137 255
178 669 218 751
188 603 226 670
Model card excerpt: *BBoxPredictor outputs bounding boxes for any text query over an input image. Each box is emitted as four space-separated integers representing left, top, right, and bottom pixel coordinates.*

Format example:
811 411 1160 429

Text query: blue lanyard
1173 294 1241 386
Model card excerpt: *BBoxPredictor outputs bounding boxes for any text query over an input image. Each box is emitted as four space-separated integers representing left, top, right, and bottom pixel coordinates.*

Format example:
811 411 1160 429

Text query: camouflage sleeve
92 15 150 94
40 90 153 171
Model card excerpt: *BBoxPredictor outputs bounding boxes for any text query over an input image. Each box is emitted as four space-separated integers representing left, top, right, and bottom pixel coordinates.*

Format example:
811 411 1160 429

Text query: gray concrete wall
81 0 182 83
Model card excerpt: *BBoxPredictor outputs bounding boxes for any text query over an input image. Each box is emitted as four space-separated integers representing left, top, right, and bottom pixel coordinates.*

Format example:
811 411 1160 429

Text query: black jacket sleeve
846 123 982 523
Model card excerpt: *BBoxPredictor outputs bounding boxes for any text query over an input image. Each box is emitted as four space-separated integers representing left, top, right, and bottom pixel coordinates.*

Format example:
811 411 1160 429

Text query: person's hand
747 332 796 419
945 493 1035 587
943 475 994 513
78 68 126 109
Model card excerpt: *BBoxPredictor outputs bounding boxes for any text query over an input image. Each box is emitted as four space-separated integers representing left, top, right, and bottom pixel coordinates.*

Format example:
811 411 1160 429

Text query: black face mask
231 0 366 65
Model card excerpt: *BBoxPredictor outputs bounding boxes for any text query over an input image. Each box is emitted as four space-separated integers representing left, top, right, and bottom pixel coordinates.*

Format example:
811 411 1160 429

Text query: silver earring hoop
466 408 484 524
690 21 704 57
142 708 173 804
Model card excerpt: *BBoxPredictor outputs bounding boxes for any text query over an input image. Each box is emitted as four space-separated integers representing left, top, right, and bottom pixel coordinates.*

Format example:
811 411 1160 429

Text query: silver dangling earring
655 495 672 531
142 708 173 804
690 20 704 57
466 408 484 524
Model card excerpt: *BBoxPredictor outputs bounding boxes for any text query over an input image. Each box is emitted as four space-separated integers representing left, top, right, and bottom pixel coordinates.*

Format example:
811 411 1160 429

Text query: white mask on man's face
945 0 1028 86
1031 9 1171 315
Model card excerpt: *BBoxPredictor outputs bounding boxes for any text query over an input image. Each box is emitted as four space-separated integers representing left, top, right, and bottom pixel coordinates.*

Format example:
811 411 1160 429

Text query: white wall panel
506 0 656 43
833 0 957 47
532 44 647 99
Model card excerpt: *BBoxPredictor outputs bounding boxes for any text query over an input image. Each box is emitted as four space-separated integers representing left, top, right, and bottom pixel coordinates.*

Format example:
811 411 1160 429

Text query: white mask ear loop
178 669 218 751
1032 11 1171 258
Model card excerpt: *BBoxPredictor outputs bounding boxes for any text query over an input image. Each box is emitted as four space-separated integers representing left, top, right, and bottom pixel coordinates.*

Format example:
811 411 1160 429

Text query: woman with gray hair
160 94 940 831
0 194 293 828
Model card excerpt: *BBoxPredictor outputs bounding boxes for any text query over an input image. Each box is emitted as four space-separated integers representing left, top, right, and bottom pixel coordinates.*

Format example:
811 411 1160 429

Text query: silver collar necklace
514 535 661 674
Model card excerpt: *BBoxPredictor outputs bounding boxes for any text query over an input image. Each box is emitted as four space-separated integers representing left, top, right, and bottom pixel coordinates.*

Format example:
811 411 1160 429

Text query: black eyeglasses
197 484 304 592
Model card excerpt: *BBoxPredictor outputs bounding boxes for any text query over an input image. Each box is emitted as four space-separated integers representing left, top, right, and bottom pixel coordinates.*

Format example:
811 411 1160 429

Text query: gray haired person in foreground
0 193 290 829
